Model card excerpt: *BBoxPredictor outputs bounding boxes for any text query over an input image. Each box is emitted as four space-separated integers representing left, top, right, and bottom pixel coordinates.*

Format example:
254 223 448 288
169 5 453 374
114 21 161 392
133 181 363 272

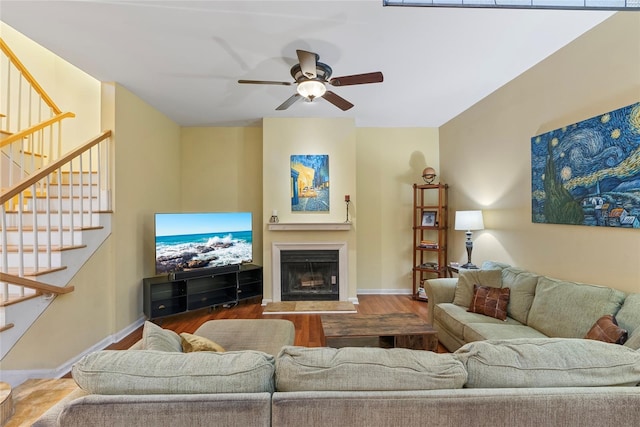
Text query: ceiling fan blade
276 94 302 111
322 91 354 111
296 49 318 79
238 79 293 86
329 72 383 86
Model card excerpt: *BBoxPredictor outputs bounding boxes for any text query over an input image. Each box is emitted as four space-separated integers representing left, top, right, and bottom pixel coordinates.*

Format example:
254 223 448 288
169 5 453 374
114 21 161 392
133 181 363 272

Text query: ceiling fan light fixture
297 80 326 100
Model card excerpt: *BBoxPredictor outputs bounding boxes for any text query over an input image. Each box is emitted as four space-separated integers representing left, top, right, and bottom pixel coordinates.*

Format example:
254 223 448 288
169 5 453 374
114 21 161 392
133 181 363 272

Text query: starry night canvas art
531 102 640 228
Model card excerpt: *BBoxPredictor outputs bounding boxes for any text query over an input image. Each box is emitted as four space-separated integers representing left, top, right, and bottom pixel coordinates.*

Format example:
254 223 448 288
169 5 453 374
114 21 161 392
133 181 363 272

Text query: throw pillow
454 338 640 388
453 269 502 308
141 321 182 352
585 315 628 344
468 284 510 321
180 332 226 352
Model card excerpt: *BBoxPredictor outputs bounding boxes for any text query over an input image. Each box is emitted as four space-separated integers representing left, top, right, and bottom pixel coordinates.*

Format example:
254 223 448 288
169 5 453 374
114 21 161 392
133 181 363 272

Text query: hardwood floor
104 294 441 351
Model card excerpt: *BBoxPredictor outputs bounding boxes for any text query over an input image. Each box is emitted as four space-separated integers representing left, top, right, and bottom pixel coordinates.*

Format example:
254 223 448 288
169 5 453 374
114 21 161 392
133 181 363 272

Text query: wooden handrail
0 130 112 205
0 111 76 150
0 272 74 295
0 38 63 115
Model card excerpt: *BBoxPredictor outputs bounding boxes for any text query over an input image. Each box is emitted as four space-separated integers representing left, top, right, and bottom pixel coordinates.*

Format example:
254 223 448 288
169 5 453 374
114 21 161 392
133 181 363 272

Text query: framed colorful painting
531 102 640 228
290 154 330 212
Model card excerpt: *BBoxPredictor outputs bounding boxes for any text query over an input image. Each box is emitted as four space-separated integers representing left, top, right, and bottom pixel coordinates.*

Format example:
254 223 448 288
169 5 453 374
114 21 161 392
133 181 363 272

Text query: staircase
0 37 113 359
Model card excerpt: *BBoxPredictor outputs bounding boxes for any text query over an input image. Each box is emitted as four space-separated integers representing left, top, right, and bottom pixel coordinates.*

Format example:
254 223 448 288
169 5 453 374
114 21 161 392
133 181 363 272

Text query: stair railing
1 112 76 198
1 38 76 193
1 37 64 132
0 130 111 301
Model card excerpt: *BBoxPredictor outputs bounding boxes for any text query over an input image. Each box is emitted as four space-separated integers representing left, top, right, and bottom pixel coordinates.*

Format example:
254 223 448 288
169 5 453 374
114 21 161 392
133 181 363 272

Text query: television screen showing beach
155 212 253 274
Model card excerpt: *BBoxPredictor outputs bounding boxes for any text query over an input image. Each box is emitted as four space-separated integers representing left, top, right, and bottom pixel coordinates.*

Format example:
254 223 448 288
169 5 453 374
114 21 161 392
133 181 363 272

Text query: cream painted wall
0 23 101 152
356 128 439 293
180 127 263 265
262 118 357 301
112 84 182 330
440 13 640 293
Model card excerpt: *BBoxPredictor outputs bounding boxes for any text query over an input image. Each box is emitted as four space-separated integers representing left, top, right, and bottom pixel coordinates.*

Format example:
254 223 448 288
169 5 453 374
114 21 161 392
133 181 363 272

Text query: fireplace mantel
268 222 351 231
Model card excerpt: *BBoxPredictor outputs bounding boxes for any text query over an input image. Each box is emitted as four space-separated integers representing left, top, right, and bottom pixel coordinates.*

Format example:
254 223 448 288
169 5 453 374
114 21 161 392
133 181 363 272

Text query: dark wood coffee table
321 313 438 351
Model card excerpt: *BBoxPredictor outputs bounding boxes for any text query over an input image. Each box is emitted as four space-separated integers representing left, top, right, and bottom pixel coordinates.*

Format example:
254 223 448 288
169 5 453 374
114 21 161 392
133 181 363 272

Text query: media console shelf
143 264 263 319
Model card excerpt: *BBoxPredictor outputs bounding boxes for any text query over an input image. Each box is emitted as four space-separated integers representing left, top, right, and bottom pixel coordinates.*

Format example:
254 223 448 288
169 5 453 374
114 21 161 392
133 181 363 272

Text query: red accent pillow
585 315 628 344
468 284 510 321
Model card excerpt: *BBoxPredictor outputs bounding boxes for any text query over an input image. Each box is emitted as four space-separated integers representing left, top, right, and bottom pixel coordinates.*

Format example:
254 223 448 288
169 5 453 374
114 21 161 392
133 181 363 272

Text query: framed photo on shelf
421 210 437 227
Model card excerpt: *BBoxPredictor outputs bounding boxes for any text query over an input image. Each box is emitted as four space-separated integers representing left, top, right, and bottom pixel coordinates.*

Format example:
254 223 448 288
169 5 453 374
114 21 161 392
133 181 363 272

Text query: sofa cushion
501 267 539 324
468 285 510 321
624 327 640 350
436 304 487 340
180 332 226 353
453 269 503 308
616 293 640 335
585 315 628 344
527 277 626 338
436 303 522 341
479 260 510 270
454 338 640 388
275 346 467 392
72 350 275 394
141 321 182 352
463 323 547 343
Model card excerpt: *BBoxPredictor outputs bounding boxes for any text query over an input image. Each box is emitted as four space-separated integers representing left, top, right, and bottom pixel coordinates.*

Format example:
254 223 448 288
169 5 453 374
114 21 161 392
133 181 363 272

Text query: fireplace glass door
280 250 339 301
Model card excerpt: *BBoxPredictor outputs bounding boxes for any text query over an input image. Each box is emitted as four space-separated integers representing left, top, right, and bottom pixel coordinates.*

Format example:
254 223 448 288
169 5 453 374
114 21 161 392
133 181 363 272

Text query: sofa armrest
423 278 458 324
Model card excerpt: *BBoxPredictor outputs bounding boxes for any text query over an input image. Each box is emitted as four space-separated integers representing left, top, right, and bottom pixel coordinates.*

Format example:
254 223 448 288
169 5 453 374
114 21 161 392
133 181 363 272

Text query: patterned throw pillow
585 315 628 344
468 284 510 321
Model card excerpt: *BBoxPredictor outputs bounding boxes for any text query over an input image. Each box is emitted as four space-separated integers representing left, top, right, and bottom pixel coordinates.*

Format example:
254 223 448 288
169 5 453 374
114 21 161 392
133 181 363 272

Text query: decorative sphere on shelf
422 167 437 184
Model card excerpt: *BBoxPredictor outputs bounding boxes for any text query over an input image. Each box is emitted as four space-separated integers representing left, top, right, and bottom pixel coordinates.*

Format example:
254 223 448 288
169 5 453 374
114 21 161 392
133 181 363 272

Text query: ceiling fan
238 49 383 111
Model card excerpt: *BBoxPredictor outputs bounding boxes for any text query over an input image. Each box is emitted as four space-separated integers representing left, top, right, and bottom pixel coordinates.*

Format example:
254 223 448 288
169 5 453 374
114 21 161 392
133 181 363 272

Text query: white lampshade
297 80 326 99
454 210 484 231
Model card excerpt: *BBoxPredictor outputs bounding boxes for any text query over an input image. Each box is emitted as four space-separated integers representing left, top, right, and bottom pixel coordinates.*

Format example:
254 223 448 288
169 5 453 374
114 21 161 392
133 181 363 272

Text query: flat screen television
155 212 253 275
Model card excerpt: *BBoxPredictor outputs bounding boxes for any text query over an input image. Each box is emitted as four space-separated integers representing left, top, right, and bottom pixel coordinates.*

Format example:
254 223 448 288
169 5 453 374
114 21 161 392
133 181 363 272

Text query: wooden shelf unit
412 183 448 300
143 264 263 319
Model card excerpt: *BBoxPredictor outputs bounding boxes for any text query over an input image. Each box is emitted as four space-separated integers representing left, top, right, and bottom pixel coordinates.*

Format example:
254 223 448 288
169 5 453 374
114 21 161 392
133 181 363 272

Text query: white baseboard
356 289 412 295
1 315 146 388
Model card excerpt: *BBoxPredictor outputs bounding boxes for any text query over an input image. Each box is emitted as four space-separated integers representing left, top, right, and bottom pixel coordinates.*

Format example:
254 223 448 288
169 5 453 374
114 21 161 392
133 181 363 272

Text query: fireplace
280 250 339 301
272 242 348 302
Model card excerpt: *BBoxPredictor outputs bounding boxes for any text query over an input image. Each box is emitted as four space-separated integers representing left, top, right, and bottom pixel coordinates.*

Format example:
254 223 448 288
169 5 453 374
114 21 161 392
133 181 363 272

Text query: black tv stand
168 264 240 281
143 264 262 319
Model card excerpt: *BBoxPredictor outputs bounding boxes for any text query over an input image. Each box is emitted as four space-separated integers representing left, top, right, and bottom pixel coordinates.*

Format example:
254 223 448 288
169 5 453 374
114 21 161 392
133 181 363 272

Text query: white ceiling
0 1 614 127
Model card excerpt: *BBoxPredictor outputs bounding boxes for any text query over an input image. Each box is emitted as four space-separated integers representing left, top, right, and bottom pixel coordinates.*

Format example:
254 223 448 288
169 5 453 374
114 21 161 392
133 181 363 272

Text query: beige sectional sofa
34 319 295 427
35 294 640 427
424 261 640 353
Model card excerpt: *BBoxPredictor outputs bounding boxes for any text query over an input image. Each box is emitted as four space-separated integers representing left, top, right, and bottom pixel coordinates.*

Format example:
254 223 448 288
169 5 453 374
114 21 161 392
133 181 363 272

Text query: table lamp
454 210 484 269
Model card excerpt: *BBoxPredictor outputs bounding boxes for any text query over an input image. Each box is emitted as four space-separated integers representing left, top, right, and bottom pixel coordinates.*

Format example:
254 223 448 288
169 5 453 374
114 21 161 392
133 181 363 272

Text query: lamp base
460 262 478 269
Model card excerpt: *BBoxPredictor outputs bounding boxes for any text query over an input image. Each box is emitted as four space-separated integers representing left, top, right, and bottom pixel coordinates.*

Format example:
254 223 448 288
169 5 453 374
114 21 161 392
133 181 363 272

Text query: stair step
19 149 47 158
2 266 67 277
2 209 111 214
1 225 103 232
0 293 41 308
0 244 86 253
0 324 15 333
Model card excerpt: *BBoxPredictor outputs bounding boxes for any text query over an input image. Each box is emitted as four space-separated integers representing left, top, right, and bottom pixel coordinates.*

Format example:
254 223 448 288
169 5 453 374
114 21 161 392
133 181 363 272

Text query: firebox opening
280 249 339 301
